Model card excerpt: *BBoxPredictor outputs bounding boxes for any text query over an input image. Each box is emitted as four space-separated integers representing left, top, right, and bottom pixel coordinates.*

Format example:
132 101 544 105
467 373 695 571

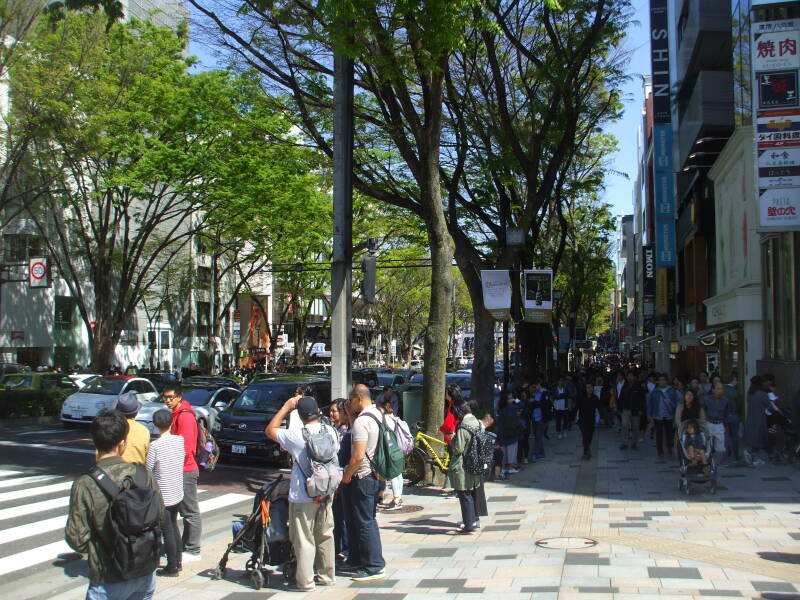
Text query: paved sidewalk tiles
63 429 800 599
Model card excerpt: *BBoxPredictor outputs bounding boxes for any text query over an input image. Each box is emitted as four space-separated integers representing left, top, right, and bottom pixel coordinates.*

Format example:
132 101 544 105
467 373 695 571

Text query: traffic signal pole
331 53 354 401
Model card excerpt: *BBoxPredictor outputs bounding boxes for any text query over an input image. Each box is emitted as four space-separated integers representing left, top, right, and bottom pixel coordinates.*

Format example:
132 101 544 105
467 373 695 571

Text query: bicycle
404 422 451 486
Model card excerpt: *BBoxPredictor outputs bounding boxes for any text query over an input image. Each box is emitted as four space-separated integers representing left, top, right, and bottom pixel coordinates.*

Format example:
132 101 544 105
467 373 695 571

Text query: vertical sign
753 17 800 229
642 245 656 336
651 0 676 268
29 257 49 288
481 270 512 321
522 269 553 323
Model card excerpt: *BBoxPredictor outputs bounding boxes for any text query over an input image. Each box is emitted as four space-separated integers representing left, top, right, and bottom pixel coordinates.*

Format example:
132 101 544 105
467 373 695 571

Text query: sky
601 0 653 221
188 1 653 222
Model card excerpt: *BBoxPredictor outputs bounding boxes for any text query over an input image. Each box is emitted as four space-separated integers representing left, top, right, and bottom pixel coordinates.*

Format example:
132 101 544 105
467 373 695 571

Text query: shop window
197 301 210 337
5 234 43 262
197 266 211 290
160 330 170 349
54 297 76 331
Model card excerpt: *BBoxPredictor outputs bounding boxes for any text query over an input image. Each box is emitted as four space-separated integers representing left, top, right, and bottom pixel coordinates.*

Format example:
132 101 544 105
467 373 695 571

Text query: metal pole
331 53 354 401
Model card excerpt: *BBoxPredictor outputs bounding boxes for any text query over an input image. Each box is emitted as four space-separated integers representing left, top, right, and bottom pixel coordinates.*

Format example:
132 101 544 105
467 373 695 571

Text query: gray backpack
300 425 342 499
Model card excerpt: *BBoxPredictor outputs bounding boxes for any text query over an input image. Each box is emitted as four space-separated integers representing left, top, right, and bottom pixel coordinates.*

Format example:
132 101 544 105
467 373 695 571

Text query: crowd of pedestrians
63 360 799 599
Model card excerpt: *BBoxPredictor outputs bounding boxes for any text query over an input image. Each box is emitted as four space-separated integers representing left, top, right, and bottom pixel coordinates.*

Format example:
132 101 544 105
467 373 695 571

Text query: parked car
216 375 331 463
1 372 77 391
352 368 378 388
282 364 329 376
445 373 472 399
68 374 100 389
377 373 406 387
182 376 242 390
139 372 179 392
0 362 30 376
136 385 240 436
60 376 158 427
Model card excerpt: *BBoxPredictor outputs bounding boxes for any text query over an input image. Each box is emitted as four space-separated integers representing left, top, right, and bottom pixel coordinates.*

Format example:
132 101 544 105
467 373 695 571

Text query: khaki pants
288 500 335 590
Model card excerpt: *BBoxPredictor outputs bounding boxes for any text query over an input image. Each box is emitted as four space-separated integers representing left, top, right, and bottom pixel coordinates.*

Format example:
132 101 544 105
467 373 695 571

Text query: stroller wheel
211 566 225 581
250 569 264 590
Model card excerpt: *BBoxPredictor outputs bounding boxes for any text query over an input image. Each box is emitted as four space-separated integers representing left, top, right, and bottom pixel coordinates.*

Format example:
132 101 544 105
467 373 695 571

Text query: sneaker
157 566 180 577
351 569 386 582
182 552 201 563
743 449 753 466
285 582 314 592
456 520 480 529
506 467 520 474
314 575 333 586
385 500 403 511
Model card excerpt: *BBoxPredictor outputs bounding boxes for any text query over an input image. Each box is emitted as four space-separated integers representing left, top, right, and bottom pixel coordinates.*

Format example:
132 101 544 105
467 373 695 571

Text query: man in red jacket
163 383 201 562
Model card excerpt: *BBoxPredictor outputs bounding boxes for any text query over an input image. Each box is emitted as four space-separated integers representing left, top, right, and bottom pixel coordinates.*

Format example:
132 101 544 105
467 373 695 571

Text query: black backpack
459 422 494 476
89 465 162 580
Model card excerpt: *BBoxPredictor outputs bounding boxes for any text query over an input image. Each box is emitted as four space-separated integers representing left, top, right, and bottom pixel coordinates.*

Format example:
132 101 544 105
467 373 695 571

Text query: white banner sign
759 146 800 188
481 270 512 321
523 269 553 323
753 21 799 73
759 187 800 227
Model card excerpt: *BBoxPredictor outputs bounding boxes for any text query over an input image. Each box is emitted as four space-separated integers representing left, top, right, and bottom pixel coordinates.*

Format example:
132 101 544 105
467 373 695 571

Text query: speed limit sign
29 257 49 288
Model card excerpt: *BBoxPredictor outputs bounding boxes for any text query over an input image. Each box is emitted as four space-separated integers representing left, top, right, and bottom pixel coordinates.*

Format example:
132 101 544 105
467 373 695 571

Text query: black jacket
617 382 647 415
576 393 602 427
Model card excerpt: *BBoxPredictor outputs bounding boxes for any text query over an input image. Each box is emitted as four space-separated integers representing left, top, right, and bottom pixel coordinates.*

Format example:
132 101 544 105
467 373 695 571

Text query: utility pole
331 52 354 401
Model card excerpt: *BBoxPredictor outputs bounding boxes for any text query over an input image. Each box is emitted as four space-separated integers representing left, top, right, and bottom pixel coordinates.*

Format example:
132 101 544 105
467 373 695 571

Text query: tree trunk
90 322 117 372
471 311 497 412
419 150 454 437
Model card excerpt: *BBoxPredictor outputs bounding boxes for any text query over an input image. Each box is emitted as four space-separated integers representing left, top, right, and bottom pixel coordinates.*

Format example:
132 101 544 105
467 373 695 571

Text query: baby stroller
676 421 717 495
211 475 296 590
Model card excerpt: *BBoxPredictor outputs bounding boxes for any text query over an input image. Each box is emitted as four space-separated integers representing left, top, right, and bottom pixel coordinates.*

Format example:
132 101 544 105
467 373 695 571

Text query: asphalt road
0 422 284 600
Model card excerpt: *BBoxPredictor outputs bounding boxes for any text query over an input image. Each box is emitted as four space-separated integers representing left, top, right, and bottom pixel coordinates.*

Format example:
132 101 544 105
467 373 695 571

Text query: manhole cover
378 504 423 514
535 537 597 549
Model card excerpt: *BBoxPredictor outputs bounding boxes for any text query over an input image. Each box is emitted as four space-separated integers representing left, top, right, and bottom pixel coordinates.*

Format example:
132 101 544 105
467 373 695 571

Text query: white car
135 386 240 436
61 376 158 426
68 374 100 389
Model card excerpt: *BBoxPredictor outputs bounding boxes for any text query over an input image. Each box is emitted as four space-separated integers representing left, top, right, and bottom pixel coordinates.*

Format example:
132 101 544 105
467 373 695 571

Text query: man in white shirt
266 396 338 592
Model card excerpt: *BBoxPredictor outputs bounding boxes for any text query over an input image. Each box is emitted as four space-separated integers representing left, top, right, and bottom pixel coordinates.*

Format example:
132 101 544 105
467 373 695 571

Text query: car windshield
230 385 296 413
182 389 214 407
3 375 32 388
82 378 125 395
377 374 397 386
446 375 471 389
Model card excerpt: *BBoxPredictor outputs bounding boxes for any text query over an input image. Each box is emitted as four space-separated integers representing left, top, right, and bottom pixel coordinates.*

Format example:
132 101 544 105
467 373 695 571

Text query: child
378 397 406 510
682 420 708 466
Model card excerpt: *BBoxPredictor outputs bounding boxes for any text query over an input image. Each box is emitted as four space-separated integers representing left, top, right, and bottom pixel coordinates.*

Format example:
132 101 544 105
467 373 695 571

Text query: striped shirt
146 433 185 507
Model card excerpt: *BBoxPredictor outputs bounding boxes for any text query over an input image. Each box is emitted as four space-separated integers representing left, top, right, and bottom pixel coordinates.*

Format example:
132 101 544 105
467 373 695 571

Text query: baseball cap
297 396 319 420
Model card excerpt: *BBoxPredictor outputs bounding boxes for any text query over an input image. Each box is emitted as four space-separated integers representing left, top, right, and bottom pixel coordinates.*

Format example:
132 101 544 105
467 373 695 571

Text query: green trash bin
402 385 423 427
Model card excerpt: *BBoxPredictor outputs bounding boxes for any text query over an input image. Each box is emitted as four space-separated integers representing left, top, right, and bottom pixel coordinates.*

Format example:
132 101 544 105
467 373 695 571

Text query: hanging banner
522 269 553 323
480 270 512 321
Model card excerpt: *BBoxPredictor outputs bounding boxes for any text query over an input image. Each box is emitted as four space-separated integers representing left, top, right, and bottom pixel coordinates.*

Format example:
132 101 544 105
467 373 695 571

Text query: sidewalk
68 428 800 599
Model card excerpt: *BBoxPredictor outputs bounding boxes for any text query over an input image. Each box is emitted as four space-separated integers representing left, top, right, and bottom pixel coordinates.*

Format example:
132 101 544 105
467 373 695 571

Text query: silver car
61 376 158 426
136 386 240 436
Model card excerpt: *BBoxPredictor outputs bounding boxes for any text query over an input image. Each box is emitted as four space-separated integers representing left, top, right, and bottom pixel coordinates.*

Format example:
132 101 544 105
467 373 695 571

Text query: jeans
346 476 385 573
163 504 182 569
332 489 349 557
179 470 201 553
288 500 335 589
531 421 545 458
389 474 403 499
456 489 477 532
86 572 156 600
654 419 674 455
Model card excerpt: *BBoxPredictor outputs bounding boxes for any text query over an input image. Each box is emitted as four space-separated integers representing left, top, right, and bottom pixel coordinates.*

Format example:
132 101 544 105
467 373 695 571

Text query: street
0 423 282 600
1 424 798 600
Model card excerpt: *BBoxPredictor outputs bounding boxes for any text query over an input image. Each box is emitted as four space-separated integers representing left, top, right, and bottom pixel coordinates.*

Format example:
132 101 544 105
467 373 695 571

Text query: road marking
0 491 250 577
0 481 73 503
0 471 23 478
0 441 93 455
16 430 68 436
0 475 61 490
0 489 210 527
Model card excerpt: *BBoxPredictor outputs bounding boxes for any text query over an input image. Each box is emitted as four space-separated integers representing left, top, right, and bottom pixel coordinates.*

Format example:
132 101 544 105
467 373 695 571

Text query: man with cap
116 391 150 464
266 395 338 592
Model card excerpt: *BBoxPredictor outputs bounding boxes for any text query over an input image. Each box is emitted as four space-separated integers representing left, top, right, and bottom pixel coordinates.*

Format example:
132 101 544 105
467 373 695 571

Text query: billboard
481 270 512 321
522 269 553 323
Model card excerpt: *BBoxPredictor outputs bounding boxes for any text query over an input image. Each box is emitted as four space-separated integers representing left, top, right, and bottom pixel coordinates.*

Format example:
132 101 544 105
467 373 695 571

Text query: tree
13 13 315 370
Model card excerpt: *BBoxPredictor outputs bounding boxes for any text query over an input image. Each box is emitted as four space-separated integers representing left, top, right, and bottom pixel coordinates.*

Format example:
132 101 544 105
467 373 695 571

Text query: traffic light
361 256 376 303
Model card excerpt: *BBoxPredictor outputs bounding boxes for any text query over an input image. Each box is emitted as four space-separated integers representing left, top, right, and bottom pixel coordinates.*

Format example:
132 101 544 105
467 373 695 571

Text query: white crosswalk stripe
0 471 251 578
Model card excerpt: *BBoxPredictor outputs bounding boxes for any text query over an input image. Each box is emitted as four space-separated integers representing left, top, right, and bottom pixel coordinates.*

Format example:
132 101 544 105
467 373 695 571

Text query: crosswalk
0 470 251 579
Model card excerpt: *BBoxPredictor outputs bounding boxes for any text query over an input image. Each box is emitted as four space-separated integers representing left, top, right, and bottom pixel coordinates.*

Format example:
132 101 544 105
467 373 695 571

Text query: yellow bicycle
404 423 451 485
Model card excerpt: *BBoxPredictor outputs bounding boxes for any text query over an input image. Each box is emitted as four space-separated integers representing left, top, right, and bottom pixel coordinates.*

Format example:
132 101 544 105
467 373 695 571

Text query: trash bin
402 385 423 427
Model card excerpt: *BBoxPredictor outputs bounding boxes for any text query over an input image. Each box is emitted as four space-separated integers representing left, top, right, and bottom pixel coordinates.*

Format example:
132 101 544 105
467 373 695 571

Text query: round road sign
30 261 46 280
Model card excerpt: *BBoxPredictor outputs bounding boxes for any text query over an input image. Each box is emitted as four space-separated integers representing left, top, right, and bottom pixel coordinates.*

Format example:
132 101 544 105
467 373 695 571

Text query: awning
677 324 738 347
632 335 658 346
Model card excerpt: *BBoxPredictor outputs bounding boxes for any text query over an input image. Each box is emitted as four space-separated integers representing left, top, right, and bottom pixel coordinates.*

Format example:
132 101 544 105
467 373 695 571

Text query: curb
0 416 59 429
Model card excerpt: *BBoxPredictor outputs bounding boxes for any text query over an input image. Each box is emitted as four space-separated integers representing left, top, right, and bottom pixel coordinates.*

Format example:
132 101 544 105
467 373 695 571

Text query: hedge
0 389 73 419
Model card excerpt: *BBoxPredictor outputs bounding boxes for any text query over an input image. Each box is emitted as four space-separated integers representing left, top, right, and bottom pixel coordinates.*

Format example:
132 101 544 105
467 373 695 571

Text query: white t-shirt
351 405 382 479
276 422 339 503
